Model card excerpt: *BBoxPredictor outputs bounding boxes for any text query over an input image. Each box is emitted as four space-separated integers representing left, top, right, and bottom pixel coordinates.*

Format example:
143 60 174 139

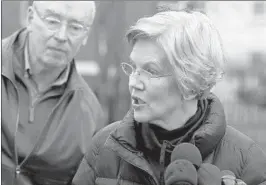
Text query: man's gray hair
32 1 96 25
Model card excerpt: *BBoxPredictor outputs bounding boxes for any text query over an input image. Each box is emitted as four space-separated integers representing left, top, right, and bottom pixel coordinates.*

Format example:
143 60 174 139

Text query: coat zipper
4 71 76 184
110 137 159 185
18 90 74 168
3 77 21 185
119 153 157 185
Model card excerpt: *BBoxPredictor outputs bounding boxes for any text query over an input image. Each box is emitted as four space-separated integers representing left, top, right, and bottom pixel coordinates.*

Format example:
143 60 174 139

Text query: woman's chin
133 111 150 123
134 111 172 130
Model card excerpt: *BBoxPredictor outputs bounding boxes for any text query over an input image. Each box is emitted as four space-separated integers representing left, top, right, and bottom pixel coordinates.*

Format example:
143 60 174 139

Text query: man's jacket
72 95 266 185
2 29 103 185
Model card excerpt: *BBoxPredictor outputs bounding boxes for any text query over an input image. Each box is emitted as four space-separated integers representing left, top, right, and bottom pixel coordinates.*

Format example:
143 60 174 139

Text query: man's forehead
35 1 94 22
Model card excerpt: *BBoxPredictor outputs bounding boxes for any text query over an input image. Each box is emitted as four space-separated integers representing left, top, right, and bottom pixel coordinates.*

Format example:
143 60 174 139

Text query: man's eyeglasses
121 62 172 81
33 6 90 37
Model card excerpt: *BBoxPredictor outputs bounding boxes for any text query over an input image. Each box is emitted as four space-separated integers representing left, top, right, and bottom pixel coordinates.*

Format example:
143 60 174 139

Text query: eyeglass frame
120 62 172 80
32 5 90 36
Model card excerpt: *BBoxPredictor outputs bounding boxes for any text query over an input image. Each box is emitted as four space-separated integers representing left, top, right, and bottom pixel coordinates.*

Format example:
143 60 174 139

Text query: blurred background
2 1 266 151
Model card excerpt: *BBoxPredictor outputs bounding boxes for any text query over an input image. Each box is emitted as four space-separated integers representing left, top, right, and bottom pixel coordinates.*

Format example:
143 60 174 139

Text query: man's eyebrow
43 9 61 16
43 9 86 25
68 18 86 25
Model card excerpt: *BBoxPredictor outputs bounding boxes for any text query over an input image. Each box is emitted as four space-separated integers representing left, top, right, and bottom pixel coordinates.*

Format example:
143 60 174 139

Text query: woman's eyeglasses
120 62 172 81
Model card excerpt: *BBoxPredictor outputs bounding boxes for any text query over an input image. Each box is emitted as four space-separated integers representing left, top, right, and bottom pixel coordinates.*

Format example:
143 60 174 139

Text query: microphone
197 163 221 185
164 159 198 185
221 170 236 184
171 143 202 168
164 143 202 185
221 170 235 178
221 170 247 185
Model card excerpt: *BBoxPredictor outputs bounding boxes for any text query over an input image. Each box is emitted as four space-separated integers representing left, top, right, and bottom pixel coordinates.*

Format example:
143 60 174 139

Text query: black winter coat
73 95 266 185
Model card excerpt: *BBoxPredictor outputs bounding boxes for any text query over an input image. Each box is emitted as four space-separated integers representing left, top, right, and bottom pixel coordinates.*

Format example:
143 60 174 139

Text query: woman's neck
152 99 198 131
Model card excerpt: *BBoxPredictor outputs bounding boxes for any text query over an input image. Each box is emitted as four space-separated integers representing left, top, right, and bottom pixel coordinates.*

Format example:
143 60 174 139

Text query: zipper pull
15 166 21 177
29 106 34 123
29 94 40 123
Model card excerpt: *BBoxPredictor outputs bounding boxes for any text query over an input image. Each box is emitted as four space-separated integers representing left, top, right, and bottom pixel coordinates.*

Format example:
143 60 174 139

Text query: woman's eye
146 68 159 75
129 62 136 69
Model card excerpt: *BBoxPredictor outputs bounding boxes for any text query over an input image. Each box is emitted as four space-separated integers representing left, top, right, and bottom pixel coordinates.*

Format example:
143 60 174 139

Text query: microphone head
221 170 235 177
221 170 236 185
171 143 202 168
165 159 198 185
197 163 221 185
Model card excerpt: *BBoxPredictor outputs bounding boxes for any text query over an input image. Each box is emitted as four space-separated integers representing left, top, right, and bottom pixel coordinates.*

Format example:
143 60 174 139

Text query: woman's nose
128 73 144 91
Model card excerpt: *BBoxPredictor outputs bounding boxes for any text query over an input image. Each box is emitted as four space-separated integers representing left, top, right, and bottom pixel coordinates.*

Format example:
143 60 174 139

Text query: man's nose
129 73 144 91
54 24 68 42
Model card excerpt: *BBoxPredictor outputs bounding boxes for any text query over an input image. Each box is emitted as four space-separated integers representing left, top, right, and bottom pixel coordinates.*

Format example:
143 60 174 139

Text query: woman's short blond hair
126 10 225 100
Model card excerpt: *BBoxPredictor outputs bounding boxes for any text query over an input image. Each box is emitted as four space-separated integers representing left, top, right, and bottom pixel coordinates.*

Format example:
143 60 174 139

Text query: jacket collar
191 93 227 158
105 110 160 185
106 93 226 160
1 28 85 92
1 28 27 83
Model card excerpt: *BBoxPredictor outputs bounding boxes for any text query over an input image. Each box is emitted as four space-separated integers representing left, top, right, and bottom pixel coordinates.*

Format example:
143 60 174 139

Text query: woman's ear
183 94 197 101
26 6 34 31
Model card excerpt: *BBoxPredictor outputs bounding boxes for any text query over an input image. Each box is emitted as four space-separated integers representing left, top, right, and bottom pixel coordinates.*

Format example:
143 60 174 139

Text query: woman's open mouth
132 96 146 108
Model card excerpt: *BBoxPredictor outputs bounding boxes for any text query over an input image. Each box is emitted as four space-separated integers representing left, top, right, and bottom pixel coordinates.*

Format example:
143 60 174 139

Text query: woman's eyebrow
128 55 165 70
129 57 161 68
143 61 162 70
128 57 135 64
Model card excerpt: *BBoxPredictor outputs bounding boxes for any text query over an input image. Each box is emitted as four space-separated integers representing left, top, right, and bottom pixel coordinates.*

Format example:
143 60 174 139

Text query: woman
73 10 266 185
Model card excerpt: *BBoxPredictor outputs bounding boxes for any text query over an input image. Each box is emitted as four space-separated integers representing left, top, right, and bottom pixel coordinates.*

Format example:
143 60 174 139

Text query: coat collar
106 93 226 160
192 93 227 158
105 109 160 185
1 28 26 83
1 28 86 92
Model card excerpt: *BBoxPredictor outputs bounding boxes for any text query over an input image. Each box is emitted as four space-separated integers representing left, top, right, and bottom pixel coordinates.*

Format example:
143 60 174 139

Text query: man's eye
45 17 60 25
69 24 83 31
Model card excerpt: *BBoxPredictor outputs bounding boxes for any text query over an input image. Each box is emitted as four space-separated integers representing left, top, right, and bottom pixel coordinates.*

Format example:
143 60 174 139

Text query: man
2 1 103 185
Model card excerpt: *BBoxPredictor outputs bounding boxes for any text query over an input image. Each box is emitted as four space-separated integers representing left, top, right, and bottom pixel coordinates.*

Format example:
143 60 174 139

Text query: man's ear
82 35 89 46
27 6 34 31
82 26 92 46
